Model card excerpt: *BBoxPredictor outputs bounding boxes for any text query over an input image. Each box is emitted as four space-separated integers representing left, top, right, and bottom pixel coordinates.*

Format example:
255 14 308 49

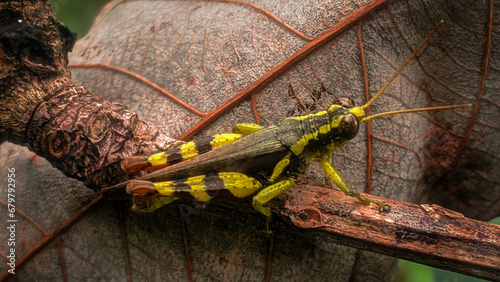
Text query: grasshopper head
326 97 364 146
324 21 470 149
326 96 469 149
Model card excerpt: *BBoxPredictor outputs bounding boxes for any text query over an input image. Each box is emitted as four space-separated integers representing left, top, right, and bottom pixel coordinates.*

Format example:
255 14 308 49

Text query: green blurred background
51 1 498 281
51 0 110 38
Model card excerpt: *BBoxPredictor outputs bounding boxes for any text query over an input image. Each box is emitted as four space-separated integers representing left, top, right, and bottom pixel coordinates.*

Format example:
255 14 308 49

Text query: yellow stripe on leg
153 182 176 197
178 142 200 160
217 172 262 198
233 123 263 135
187 175 213 202
155 172 262 201
154 175 212 202
150 178 210 202
147 134 242 168
210 134 243 149
147 141 199 167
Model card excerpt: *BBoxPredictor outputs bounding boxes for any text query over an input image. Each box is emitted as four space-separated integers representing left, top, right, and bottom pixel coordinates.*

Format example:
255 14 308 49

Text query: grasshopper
120 21 469 233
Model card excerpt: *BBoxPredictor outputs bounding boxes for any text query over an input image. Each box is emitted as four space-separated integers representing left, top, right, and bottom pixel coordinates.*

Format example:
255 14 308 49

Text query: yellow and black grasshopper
120 22 469 233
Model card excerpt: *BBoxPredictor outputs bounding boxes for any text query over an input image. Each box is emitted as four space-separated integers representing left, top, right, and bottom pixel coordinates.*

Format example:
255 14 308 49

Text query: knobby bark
0 1 179 189
0 0 499 281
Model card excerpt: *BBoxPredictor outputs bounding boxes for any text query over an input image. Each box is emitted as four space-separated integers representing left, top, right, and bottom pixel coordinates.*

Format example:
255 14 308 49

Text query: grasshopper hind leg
133 197 178 212
233 123 263 135
123 133 243 174
126 180 179 212
126 173 263 211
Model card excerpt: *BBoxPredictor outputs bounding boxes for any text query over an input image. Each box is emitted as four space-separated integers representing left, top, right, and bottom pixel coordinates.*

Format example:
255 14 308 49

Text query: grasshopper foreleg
319 156 389 211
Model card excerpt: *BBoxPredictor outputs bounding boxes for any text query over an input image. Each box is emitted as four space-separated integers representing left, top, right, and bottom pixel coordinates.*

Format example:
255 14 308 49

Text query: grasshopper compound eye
339 113 359 141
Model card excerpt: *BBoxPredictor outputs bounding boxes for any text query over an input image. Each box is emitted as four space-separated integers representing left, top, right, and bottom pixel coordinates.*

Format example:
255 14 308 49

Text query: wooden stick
272 183 500 280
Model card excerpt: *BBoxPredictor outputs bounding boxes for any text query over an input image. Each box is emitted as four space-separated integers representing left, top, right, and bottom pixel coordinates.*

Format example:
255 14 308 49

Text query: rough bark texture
0 1 74 143
0 1 179 189
0 0 499 281
277 183 500 280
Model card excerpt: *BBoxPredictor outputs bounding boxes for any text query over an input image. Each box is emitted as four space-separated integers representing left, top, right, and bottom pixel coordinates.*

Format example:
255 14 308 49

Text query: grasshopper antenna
363 20 443 109
360 20 470 120
364 104 470 121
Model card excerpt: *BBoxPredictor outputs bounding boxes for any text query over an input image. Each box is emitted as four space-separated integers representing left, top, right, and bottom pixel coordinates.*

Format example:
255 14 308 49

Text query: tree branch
102 177 500 280
270 183 500 280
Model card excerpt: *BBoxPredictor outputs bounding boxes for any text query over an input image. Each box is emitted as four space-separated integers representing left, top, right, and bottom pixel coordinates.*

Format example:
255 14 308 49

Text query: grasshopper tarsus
264 216 273 236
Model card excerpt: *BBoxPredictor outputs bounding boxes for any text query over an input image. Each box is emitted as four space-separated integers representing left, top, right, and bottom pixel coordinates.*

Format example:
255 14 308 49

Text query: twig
272 183 500 280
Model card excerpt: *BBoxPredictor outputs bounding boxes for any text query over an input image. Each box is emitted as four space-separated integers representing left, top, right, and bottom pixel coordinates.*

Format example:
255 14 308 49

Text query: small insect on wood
120 21 470 234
